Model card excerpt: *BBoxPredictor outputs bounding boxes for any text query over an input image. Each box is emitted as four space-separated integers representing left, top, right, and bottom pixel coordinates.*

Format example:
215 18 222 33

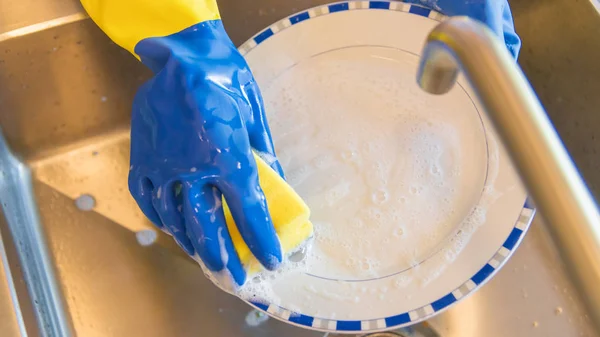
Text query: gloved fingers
128 174 164 229
412 0 521 58
501 2 521 58
482 0 520 57
181 181 247 286
243 81 285 178
151 182 195 256
216 169 283 271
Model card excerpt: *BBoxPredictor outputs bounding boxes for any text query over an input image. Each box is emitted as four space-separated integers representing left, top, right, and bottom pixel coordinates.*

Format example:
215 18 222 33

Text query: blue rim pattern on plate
240 1 446 56
239 1 536 332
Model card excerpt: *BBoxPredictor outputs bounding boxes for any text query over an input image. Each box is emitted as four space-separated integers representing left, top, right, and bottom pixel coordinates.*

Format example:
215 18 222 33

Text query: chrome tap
417 17 600 331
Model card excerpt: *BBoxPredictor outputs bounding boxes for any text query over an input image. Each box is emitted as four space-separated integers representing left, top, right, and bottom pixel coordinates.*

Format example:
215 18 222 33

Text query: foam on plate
230 46 493 305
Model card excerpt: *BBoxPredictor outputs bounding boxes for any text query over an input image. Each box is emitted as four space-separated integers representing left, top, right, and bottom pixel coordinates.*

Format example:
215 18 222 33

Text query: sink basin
1 0 599 336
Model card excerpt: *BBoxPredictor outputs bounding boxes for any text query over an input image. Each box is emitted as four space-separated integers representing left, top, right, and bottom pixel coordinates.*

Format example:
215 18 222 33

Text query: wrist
135 20 237 74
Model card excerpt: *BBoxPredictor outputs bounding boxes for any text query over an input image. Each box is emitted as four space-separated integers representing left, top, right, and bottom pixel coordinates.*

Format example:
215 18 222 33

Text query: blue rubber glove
408 0 521 57
128 20 283 286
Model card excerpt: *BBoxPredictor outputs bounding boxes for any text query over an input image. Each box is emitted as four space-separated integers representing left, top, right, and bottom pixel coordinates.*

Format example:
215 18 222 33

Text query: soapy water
215 46 494 305
266 46 487 280
238 239 315 306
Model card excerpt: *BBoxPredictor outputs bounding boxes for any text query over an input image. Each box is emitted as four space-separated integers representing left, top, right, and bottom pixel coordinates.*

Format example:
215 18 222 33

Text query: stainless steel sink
1 0 600 336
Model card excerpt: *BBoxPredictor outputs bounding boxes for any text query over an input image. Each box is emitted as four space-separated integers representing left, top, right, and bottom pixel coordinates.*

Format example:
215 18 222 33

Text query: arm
80 0 220 59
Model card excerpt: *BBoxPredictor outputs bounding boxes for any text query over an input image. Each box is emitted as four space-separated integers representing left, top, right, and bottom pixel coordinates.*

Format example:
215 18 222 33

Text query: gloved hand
408 0 521 57
129 20 284 287
81 0 283 287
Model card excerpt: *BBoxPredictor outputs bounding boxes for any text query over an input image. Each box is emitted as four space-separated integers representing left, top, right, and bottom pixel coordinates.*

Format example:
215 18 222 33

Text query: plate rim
239 1 535 332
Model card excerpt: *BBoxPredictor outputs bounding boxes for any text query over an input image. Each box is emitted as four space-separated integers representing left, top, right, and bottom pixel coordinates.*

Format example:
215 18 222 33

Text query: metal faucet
417 17 600 330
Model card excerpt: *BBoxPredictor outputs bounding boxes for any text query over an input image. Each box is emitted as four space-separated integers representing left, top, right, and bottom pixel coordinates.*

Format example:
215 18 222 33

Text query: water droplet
393 228 404 237
75 194 95 211
289 247 307 262
245 309 269 327
341 150 357 161
371 189 388 204
136 229 157 246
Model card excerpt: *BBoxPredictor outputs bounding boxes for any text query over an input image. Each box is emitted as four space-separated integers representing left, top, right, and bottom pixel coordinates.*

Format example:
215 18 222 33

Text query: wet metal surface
0 0 599 336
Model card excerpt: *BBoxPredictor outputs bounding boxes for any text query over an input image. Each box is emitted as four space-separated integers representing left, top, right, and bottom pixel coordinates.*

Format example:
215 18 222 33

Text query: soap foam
274 47 488 272
237 238 315 305
206 46 494 305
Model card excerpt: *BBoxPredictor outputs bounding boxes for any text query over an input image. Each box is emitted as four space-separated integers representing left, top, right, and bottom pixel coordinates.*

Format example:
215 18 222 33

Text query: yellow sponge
222 153 313 276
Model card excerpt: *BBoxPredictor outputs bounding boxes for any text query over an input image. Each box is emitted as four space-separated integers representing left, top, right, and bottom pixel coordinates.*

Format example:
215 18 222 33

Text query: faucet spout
417 17 600 330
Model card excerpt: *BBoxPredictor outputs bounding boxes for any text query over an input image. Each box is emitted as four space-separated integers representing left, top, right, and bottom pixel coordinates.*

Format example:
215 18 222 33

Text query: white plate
238 1 534 333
